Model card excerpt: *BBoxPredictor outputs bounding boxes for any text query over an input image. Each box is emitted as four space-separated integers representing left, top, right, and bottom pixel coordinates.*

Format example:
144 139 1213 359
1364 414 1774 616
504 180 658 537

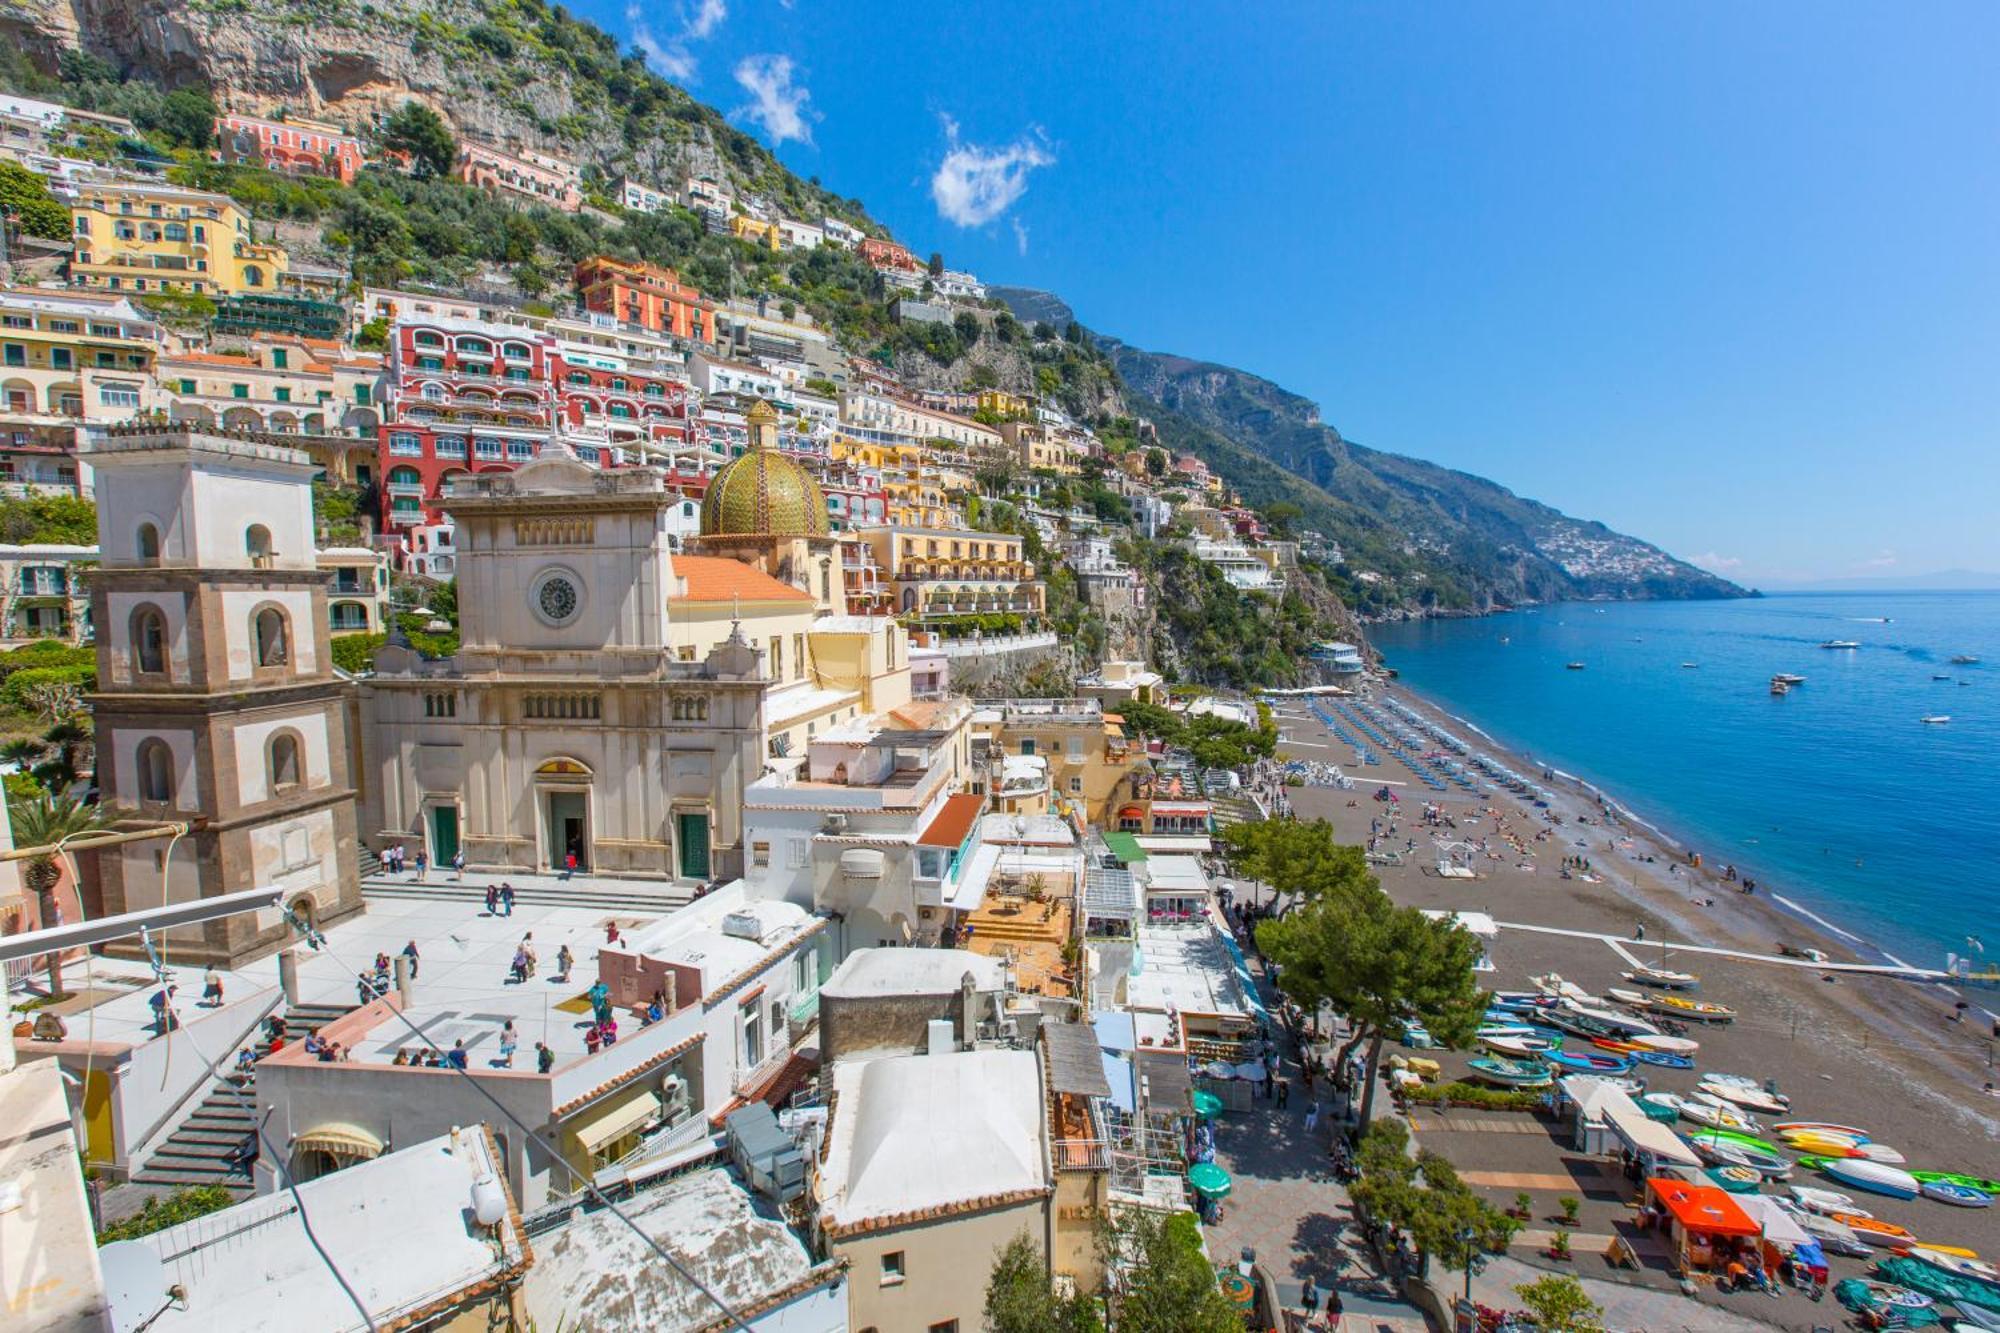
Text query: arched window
245 524 273 567
242 265 264 288
133 605 166 675
137 738 173 803
136 522 160 565
255 608 289 667
269 732 302 792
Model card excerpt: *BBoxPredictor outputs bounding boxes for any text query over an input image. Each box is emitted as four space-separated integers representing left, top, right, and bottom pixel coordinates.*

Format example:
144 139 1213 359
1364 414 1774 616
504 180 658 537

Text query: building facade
213 113 365 183
70 183 288 297
574 256 713 343
457 140 582 212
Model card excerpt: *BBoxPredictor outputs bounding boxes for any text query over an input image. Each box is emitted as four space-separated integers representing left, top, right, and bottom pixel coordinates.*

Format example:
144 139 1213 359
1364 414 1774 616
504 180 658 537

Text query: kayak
1915 1171 2000 1196
1831 1212 1916 1247
1922 1180 1995 1208
1776 1120 1871 1140
1823 1157 1921 1199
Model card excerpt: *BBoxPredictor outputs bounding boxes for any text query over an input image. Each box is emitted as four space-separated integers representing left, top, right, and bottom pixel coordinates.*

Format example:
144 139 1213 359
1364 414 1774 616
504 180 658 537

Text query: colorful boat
1914 1171 2000 1195
1481 1034 1556 1058
1776 1120 1871 1140
1467 1057 1553 1089
1831 1212 1917 1247
1904 1247 2000 1287
1921 1180 1994 1208
1685 1134 1793 1178
1630 1049 1695 1070
1542 1049 1633 1076
1679 1096 1760 1133
1644 994 1736 1023
1824 1158 1921 1199
1707 1165 1763 1193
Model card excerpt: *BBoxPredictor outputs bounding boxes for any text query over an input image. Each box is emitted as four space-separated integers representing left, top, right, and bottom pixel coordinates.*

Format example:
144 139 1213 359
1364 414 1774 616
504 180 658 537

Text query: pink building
214 113 365 184
457 141 582 213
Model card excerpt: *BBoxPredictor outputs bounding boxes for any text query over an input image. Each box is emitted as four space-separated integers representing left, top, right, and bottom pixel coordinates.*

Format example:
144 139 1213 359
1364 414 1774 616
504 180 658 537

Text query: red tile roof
917 792 985 848
670 555 813 604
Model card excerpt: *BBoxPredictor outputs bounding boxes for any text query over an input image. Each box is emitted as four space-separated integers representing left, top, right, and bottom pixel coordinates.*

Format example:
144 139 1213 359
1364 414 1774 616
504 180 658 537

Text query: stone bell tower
85 425 363 966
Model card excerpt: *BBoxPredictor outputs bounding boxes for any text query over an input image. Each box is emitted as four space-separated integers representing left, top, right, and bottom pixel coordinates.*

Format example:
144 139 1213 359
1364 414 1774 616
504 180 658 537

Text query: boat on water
1644 994 1736 1023
1624 965 1700 991
1821 640 1862 649
1770 679 1791 696
1824 1157 1921 1199
1923 715 1952 725
1952 654 1981 665
1466 1056 1553 1089
1565 662 1586 671
1773 673 1807 685
1681 662 1699 669
1934 673 1955 681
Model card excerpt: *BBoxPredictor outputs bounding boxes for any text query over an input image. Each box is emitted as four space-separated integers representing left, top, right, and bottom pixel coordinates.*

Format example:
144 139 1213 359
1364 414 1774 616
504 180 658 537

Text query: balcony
386 481 427 499
1053 1138 1109 1173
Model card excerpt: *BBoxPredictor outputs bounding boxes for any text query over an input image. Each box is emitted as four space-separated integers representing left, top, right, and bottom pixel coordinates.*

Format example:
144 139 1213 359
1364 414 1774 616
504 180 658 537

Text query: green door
676 812 710 880
430 806 459 863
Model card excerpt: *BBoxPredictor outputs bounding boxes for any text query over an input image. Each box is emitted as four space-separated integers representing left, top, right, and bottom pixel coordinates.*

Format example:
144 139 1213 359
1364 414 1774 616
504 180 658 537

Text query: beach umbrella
1192 1089 1223 1120
1189 1162 1233 1199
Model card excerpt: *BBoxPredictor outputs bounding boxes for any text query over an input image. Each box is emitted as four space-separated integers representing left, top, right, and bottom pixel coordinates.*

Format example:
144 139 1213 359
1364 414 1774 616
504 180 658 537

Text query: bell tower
85 425 363 966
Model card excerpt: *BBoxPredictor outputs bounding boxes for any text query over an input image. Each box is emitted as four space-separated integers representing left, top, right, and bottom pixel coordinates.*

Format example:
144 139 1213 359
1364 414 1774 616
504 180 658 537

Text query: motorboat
1684 1133 1792 1178
1788 1185 1866 1217
1467 1056 1553 1089
1773 673 1807 685
1624 965 1701 991
1543 1048 1633 1076
1776 1120 1871 1140
1831 1212 1917 1247
1923 715 1952 725
1565 662 1586 671
1681 662 1699 669
1820 640 1861 649
1604 987 1649 1008
1699 1079 1790 1115
1770 679 1791 696
1823 1157 1921 1199
1781 1207 1875 1257
1481 1034 1557 1058
1921 1180 1994 1208
1952 655 1981 665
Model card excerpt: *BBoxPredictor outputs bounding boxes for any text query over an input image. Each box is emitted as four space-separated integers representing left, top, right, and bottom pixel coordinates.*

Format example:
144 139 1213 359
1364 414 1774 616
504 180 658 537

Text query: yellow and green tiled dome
699 401 831 538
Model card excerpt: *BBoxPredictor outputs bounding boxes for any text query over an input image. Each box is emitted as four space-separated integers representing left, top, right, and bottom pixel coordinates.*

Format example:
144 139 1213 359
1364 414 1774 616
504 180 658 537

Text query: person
234 1045 257 1080
588 980 612 1024
303 1032 326 1058
501 883 515 917
402 939 421 980
485 884 498 915
391 1049 410 1066
148 985 178 1034
584 1023 602 1054
414 848 428 881
1301 1277 1319 1317
509 948 528 985
452 848 465 880
201 967 224 1008
522 940 537 979
600 1015 619 1046
1304 1100 1321 1133
644 994 664 1025
536 1041 555 1074
1276 1077 1291 1109
605 922 622 947
498 1020 517 1068
447 1039 468 1070
556 943 574 982
564 849 578 880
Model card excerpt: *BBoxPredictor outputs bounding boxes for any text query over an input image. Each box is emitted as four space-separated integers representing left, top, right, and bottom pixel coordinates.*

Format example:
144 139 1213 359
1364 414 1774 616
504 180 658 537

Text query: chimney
960 970 978 1044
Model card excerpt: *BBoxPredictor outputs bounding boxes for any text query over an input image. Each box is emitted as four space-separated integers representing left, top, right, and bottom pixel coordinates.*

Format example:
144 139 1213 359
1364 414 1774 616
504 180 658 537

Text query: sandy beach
1262 683 2000 1322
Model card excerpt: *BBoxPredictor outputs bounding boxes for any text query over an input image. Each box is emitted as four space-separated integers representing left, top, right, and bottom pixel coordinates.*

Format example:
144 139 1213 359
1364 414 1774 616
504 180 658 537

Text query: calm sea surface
1367 591 2000 968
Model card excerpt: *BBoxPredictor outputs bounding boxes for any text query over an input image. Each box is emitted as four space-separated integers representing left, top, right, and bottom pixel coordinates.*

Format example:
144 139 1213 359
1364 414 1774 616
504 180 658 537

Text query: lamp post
1459 1227 1477 1305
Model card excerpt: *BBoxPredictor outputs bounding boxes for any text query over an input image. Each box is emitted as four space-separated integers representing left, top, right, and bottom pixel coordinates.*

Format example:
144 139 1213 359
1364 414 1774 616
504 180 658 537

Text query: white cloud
1689 552 1743 573
628 0 727 83
1854 550 1898 570
930 117 1054 228
732 54 816 147
1011 217 1030 255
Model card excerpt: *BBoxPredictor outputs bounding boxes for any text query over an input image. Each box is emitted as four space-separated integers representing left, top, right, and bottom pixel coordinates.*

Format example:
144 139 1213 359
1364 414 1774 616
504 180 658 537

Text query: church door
676 812 710 880
547 792 588 872
429 806 459 864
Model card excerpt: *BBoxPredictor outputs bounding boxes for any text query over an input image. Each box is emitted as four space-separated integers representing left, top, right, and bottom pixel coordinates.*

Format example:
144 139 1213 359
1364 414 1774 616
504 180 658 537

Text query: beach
1264 683 2000 1325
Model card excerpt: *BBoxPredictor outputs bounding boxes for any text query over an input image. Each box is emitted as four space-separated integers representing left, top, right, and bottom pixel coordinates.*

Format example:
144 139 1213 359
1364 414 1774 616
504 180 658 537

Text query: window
751 841 770 870
271 349 287 369
741 1002 762 1067
269 733 301 791
136 739 173 804
927 1323 957 1333
231 383 249 399
1069 776 1084 794
880 1252 905 1285
133 606 166 674
388 432 423 457
433 435 466 460
274 387 290 403
245 524 273 566
178 378 195 394
136 523 161 565
99 383 140 410
51 347 71 370
2 344 22 367
254 608 288 667
423 692 457 718
242 265 263 287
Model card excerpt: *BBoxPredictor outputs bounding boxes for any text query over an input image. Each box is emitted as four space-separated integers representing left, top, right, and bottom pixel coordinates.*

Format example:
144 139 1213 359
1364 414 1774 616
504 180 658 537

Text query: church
359 400 930 885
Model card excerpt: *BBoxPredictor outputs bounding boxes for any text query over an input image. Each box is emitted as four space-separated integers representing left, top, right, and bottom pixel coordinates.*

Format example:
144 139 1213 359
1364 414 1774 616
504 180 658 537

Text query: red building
574 256 713 343
213 113 365 184
375 317 694 532
858 237 922 275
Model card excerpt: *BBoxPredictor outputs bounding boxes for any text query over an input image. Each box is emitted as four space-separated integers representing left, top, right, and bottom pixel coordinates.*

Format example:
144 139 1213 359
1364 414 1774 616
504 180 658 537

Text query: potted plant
1512 1191 1533 1221
1558 1196 1581 1228
1548 1228 1572 1262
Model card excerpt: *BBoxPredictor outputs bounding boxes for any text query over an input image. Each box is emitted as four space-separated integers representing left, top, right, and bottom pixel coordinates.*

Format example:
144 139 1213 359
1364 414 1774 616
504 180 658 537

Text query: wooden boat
1831 1212 1917 1247
1467 1057 1553 1089
1788 1185 1865 1217
1624 965 1701 991
1699 1080 1789 1115
1644 994 1736 1023
1543 1049 1633 1076
1824 1157 1921 1199
1922 1180 1995 1208
1915 1171 2000 1195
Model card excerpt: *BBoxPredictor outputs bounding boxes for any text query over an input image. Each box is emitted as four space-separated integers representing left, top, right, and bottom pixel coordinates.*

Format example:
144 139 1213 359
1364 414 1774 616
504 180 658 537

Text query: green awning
1103 831 1148 865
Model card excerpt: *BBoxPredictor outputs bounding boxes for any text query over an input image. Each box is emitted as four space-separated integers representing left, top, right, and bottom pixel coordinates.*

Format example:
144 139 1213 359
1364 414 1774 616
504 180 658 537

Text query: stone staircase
131 1000 355 1198
360 877 695 914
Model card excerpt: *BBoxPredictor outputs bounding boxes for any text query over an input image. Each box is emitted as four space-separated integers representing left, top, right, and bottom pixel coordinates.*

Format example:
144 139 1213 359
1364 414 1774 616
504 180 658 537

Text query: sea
1367 591 2000 971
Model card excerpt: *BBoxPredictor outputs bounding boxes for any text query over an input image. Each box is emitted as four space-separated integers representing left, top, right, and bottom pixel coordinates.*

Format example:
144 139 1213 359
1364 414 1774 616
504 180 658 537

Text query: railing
1053 1138 1109 1172
789 989 820 1024
731 1046 791 1096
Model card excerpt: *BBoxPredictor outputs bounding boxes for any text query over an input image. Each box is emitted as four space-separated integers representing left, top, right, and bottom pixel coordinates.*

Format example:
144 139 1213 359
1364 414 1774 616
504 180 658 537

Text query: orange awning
1648 1178 1757 1237
916 792 985 848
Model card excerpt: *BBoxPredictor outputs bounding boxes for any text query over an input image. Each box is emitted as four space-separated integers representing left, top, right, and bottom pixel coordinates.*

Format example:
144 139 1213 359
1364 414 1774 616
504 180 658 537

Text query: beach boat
1923 715 1952 725
1821 640 1861 649
1784 1134 1869 1157
1922 1180 1994 1209
1543 1049 1633 1076
1777 942 1832 963
1847 1280 1937 1313
1831 1212 1918 1247
1680 1097 1760 1133
1630 1049 1695 1069
1644 994 1736 1023
1824 1158 1922 1199
1685 1133 1793 1178
1707 1165 1763 1193
1776 1203 1875 1257
1699 1080 1790 1115
1776 1121 1872 1140
1631 1032 1700 1055
1481 1034 1556 1058
1624 965 1701 991
1604 987 1649 1008
1788 1185 1866 1217
1466 1057 1553 1089
1914 1171 2000 1195
1905 1248 2000 1287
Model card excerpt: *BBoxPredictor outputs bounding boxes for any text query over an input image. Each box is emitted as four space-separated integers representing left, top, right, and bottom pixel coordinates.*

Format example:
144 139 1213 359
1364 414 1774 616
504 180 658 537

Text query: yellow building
984 698 1140 827
0 287 159 426
1001 419 1082 475
976 388 1031 419
70 181 289 297
729 214 784 250
853 524 1046 624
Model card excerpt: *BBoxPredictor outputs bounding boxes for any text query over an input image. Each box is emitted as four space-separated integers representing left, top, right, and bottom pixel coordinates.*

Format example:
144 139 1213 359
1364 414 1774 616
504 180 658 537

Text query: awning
1149 802 1211 817
1648 1178 1758 1238
1116 806 1145 822
917 792 985 848
1604 1092 1701 1168
568 1089 663 1153
292 1122 384 1161
1740 1194 1812 1250
1102 831 1147 863
1044 1021 1113 1098
839 848 885 878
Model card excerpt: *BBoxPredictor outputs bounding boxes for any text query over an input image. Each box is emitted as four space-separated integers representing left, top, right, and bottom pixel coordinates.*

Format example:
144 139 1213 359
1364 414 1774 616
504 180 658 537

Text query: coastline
1267 682 2000 1199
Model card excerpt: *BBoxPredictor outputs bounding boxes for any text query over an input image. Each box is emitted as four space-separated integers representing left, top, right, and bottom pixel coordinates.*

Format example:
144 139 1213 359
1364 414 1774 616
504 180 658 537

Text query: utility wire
254 1107 379 1333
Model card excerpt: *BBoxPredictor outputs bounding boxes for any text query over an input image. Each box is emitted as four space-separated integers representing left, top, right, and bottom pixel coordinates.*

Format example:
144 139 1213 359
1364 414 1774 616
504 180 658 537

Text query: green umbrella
1192 1089 1223 1120
1189 1162 1232 1198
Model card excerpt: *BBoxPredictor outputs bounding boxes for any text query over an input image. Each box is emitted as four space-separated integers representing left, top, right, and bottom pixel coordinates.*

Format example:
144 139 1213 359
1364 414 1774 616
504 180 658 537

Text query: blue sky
578 1 1999 585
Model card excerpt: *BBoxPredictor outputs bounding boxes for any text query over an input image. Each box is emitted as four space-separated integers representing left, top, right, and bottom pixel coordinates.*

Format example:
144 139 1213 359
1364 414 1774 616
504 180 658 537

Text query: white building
692 351 783 402
1192 536 1284 593
617 175 674 214
777 218 825 250
932 268 986 300
838 389 1001 453
820 217 864 249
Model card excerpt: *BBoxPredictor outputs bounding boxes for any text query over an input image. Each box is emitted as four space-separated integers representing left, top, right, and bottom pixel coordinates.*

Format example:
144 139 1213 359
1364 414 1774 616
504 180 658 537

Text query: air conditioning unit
822 813 849 832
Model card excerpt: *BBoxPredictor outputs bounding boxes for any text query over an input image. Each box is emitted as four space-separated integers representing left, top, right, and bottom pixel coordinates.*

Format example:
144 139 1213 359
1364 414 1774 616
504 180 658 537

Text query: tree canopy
1513 1275 1606 1333
983 1232 1100 1333
0 162 73 239
1101 1210 1240 1333
380 102 456 180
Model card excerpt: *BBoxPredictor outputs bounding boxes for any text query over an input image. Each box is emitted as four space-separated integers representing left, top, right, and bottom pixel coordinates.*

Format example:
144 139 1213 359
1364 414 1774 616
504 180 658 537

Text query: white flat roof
1128 923 1252 1018
123 1127 521 1332
820 1049 1044 1229
821 947 1006 999
525 1165 818 1332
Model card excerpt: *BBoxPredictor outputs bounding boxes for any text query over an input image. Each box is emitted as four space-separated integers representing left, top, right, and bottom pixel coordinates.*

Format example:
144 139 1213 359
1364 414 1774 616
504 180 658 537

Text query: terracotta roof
670 555 813 604
916 792 985 848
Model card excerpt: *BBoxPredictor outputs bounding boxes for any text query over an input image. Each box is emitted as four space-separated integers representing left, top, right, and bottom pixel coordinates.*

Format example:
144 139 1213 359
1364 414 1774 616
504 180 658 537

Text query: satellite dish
99 1241 170 1332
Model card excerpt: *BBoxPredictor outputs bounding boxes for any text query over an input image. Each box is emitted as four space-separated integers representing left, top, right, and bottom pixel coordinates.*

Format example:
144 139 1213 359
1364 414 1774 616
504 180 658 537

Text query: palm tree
36 719 92 794
0 736 46 773
9 792 109 998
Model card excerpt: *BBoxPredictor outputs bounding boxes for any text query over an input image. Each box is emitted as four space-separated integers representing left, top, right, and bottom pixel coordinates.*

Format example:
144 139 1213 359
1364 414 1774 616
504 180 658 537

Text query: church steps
360 879 695 914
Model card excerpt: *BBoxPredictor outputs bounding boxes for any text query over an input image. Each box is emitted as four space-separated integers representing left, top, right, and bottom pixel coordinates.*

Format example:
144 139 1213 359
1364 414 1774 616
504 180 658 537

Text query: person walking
402 939 421 980
414 848 428 881
1304 1100 1321 1134
485 884 498 915
452 848 465 880
201 967 224 1008
1301 1277 1319 1318
1277 1077 1291 1109
498 1020 517 1068
501 883 515 917
556 943 574 982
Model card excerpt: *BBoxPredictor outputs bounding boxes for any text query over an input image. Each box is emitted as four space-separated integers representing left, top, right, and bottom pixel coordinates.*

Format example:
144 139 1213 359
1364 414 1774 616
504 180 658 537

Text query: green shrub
330 632 386 674
1400 1081 1541 1112
96 1184 235 1243
2 664 94 711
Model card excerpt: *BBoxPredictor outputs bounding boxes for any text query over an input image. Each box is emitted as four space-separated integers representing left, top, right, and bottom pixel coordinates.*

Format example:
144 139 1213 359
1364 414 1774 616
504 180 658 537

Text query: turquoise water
1367 592 2000 969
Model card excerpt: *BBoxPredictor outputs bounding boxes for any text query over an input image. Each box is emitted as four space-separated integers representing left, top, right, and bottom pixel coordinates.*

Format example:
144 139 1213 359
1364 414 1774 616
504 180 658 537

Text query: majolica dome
699 400 831 538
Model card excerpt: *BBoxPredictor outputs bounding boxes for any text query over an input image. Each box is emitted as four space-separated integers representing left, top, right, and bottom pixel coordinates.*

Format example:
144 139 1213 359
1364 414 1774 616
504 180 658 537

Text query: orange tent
1649 1178 1758 1236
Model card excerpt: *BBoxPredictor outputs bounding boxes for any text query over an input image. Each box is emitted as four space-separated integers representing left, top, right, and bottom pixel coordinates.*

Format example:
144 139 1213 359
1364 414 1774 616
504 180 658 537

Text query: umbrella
1217 1270 1255 1309
1192 1089 1223 1120
1188 1162 1232 1199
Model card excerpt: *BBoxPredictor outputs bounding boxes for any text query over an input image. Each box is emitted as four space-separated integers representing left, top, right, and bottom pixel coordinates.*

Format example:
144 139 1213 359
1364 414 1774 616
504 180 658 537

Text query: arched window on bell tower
245 524 274 569
254 607 289 668
136 738 173 805
132 604 167 677
269 731 302 793
136 522 161 566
